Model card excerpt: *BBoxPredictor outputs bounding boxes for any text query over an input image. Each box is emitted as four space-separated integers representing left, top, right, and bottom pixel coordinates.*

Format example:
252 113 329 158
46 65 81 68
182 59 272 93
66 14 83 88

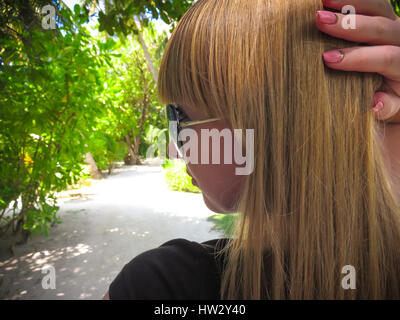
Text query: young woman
105 0 400 299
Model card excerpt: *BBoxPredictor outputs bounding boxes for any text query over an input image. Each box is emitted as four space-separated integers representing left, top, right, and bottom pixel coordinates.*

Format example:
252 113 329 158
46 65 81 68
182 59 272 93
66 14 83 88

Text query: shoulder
108 238 230 300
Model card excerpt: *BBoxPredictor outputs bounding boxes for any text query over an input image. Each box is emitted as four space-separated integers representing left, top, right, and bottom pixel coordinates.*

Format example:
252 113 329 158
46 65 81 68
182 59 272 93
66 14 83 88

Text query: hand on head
317 0 400 123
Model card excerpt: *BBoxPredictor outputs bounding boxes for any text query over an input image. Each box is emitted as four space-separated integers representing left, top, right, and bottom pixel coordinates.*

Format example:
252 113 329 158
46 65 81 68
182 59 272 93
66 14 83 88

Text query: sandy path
0 164 223 299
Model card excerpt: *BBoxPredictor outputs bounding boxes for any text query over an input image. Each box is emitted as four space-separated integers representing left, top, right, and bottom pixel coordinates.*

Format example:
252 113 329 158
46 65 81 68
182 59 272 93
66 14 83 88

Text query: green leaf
74 4 81 17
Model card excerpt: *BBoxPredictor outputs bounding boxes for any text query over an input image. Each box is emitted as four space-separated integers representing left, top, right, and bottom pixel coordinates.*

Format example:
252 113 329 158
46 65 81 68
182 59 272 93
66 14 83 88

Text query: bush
90 132 128 172
162 159 201 193
207 213 238 238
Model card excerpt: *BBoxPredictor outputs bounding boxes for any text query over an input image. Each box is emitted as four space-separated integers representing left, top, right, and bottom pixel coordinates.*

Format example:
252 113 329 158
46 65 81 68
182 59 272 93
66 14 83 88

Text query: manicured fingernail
323 50 344 63
372 101 384 112
317 10 339 24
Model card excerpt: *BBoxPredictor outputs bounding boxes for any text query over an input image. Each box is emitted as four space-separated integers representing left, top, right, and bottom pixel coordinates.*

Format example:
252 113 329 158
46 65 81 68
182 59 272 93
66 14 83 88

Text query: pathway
0 163 223 299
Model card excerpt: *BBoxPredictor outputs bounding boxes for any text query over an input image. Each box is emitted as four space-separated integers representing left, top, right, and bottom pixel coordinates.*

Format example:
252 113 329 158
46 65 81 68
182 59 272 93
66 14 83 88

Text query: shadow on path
0 164 223 299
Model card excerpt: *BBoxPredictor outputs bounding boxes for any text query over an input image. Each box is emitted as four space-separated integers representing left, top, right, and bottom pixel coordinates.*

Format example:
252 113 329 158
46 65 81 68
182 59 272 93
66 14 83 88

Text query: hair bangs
157 0 234 120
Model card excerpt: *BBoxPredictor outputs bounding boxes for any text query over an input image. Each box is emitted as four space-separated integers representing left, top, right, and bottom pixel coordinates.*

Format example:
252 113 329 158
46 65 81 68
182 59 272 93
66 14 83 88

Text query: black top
108 238 230 300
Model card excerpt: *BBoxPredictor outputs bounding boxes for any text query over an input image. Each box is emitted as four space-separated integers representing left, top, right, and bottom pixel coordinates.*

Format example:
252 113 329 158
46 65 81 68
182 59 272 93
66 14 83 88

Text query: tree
79 1 187 165
95 30 167 165
0 1 110 243
83 0 194 84
0 0 192 246
83 0 194 36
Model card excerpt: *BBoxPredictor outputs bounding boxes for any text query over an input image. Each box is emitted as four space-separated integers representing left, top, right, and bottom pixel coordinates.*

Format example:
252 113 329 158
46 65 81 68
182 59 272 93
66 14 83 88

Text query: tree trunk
124 135 139 165
128 16 156 165
133 134 141 158
12 192 35 245
137 32 159 82
108 161 113 175
134 15 158 83
84 152 102 179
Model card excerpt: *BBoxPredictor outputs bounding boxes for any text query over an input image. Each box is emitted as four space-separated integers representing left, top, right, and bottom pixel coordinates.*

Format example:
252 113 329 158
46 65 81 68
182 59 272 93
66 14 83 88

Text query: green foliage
142 125 167 158
82 0 195 37
162 159 200 193
88 131 128 171
24 201 62 237
94 28 167 163
207 213 238 238
0 2 111 238
391 0 400 16
0 1 176 241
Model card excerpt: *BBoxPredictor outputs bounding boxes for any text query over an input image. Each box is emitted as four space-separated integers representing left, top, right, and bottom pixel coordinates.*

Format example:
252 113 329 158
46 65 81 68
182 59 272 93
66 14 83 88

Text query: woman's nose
168 141 181 159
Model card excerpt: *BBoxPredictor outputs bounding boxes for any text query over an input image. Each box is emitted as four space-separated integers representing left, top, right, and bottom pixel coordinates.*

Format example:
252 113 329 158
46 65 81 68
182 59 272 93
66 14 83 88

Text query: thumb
372 91 400 123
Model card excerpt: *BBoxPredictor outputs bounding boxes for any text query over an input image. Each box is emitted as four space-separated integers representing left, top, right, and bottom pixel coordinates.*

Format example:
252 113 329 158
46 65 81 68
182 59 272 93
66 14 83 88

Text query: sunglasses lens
166 104 176 122
167 105 183 157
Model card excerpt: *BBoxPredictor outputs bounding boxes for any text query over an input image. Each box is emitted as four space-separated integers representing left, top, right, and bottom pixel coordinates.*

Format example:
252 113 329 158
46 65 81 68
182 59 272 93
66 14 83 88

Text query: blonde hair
158 0 400 299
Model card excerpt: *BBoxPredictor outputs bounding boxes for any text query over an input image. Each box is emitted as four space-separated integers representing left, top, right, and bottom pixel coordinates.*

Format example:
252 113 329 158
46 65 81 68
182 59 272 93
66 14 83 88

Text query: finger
322 0 399 21
372 91 400 124
322 46 400 83
316 11 400 46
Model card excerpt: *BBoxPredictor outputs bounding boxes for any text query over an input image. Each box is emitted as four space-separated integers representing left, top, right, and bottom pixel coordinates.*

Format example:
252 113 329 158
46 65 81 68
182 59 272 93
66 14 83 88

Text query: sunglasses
166 104 219 157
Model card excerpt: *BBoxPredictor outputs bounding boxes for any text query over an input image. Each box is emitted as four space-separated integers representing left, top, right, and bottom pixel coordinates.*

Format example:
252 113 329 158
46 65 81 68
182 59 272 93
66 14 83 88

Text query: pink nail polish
317 10 338 24
323 50 344 63
373 101 384 112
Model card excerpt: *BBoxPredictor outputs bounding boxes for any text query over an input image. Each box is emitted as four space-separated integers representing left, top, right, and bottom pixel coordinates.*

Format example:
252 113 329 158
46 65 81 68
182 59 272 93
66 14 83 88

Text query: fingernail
372 101 384 112
317 10 339 24
323 50 344 63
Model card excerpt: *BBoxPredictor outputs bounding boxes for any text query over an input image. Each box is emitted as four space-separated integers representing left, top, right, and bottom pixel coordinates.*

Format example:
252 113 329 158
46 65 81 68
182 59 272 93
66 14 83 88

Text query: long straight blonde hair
157 0 400 299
